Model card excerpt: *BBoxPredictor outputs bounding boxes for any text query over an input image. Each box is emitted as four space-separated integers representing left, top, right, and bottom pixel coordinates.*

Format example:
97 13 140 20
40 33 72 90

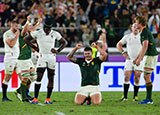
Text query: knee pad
29 72 37 83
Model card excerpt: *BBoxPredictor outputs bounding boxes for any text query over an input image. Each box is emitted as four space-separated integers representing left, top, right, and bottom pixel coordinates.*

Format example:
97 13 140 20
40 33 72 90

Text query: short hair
11 19 18 24
134 16 147 26
44 19 52 28
84 47 92 52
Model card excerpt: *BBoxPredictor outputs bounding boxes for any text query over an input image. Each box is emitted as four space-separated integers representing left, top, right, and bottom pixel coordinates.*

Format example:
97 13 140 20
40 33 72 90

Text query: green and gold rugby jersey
140 27 158 56
75 57 102 86
18 32 32 60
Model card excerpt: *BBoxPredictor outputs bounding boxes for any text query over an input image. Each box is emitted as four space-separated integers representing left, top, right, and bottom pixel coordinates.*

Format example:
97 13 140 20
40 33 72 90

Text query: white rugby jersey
120 33 142 60
3 29 19 60
31 29 62 54
31 51 39 67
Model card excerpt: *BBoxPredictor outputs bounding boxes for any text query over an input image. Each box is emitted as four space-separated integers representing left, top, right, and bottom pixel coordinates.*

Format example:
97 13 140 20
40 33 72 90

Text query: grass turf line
0 92 160 115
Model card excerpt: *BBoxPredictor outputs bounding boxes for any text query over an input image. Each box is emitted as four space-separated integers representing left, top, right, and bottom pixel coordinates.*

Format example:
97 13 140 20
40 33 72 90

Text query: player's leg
121 60 132 101
2 61 16 101
121 70 132 101
75 86 89 105
44 68 55 104
133 70 142 101
27 67 37 100
20 74 29 102
90 93 102 105
2 74 12 101
32 57 46 104
75 94 87 105
34 68 45 98
138 56 157 104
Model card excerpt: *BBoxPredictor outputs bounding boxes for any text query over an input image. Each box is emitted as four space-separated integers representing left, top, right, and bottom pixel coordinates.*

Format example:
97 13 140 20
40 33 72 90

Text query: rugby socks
123 82 130 98
134 83 139 97
146 82 152 100
2 83 8 98
35 83 41 98
21 81 27 99
47 87 53 98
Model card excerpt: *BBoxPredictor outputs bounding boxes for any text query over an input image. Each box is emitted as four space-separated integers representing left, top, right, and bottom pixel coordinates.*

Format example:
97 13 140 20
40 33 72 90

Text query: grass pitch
1 92 160 115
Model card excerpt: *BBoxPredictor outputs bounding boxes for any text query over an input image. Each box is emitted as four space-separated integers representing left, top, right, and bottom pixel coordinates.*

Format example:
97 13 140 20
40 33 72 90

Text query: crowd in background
0 0 160 47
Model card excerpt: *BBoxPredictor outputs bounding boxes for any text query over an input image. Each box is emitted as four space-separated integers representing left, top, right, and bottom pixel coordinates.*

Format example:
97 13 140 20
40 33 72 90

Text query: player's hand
15 29 20 36
91 42 98 48
38 18 43 23
27 16 31 22
133 59 136 64
76 44 83 49
89 0 93 4
123 53 130 60
135 59 140 66
51 48 59 54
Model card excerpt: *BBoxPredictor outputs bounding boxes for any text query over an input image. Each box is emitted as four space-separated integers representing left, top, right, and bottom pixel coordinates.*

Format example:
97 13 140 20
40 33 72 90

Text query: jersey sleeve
120 35 127 45
54 31 62 40
75 58 83 65
141 29 149 42
95 57 103 64
3 31 12 41
30 30 39 39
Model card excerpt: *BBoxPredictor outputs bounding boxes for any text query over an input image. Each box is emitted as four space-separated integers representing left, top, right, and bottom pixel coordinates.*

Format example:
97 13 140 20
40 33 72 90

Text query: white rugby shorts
36 53 56 70
76 85 101 97
124 59 143 71
4 60 20 74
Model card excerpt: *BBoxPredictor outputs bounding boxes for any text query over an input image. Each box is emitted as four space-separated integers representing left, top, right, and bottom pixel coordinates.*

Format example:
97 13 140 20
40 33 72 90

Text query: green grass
1 92 160 115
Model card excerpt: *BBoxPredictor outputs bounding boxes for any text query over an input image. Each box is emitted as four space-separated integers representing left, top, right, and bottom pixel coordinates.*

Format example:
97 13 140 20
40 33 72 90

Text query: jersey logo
149 42 153 45
51 35 53 38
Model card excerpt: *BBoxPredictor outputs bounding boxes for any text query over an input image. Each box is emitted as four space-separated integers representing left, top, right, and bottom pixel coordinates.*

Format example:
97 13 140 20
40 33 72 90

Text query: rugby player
117 23 143 101
24 19 68 104
15 16 42 102
134 16 158 104
67 43 107 105
2 20 21 101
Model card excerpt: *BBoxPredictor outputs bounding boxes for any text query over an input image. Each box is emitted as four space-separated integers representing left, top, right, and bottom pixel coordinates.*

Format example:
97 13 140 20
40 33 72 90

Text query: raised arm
6 29 19 48
21 16 31 37
67 44 83 63
91 42 107 61
29 18 43 31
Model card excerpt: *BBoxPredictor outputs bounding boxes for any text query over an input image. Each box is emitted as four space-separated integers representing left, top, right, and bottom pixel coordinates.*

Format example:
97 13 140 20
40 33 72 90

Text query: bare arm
137 40 148 61
116 41 130 60
67 44 83 63
29 18 43 31
24 34 39 52
21 16 31 37
92 42 107 61
6 29 19 48
51 38 68 54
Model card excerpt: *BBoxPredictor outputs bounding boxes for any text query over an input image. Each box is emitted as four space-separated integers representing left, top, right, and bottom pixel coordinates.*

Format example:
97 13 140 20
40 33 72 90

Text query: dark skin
24 26 68 53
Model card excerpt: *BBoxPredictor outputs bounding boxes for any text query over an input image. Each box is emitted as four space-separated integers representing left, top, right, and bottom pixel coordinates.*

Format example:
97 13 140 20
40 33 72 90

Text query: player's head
131 23 139 35
134 16 147 29
11 20 18 31
43 19 52 35
84 47 93 60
